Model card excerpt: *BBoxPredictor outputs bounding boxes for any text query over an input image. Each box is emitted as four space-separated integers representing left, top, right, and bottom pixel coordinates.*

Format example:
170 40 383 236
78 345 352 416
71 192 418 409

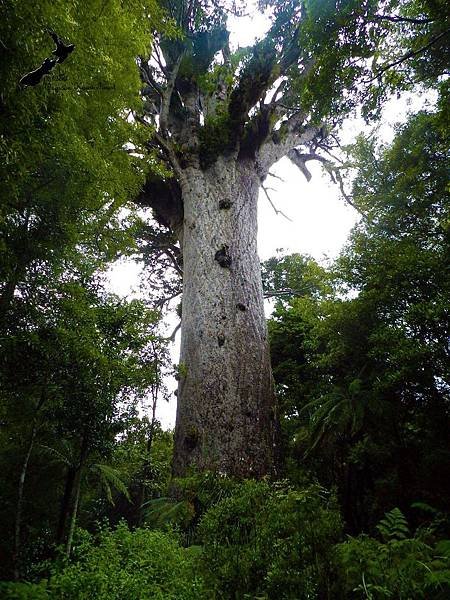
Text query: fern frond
376 507 410 541
91 463 131 504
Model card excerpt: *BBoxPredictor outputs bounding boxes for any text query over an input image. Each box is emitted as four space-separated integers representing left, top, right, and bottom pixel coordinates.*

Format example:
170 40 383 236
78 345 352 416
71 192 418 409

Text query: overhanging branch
367 27 450 82
287 149 369 220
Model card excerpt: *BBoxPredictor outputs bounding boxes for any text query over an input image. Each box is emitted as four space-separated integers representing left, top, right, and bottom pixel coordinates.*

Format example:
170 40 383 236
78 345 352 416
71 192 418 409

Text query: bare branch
267 171 286 183
260 183 292 222
264 285 315 299
163 247 183 276
287 149 369 220
153 287 182 310
165 321 181 343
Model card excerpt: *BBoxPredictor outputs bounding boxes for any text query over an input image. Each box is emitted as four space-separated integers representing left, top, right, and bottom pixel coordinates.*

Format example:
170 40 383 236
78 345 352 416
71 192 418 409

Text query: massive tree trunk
172 158 278 478
135 7 324 478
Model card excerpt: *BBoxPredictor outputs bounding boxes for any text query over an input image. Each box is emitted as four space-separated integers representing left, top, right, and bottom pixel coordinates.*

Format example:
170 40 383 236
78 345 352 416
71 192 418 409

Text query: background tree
0 0 171 329
0 273 165 577
269 105 449 531
0 0 174 579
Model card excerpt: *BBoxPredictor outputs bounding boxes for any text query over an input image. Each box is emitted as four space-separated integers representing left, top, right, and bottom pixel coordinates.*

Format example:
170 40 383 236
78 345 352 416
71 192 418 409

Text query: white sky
107 9 435 429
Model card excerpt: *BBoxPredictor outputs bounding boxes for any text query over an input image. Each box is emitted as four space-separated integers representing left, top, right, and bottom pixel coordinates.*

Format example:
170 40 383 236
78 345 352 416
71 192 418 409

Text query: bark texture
136 12 325 478
173 158 278 478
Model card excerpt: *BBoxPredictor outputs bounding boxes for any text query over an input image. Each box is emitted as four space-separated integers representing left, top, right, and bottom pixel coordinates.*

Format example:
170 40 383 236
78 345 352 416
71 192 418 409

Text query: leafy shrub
143 471 238 542
45 522 206 599
335 508 450 599
0 581 49 600
198 480 342 599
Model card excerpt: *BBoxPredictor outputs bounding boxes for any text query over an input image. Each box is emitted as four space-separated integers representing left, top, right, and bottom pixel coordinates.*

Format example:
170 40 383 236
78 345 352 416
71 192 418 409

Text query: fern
91 463 131 505
39 440 74 467
142 497 195 529
376 508 410 541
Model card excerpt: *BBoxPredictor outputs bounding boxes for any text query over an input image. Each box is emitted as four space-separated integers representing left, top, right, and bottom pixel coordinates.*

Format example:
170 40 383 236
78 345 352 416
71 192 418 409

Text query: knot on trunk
215 245 232 268
219 199 232 210
236 303 246 311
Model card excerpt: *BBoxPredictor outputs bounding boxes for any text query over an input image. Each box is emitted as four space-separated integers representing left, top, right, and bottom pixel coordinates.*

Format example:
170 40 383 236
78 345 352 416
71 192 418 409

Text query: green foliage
199 480 342 599
0 0 162 290
262 251 332 303
1 0 450 595
109 419 174 509
376 507 410 541
44 523 206 599
268 104 450 531
198 110 233 168
336 509 450 599
0 2 175 575
0 581 49 600
143 471 237 537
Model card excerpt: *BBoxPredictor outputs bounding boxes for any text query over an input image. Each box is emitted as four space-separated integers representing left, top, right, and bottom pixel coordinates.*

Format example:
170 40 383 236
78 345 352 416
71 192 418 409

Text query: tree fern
142 497 194 530
91 463 131 505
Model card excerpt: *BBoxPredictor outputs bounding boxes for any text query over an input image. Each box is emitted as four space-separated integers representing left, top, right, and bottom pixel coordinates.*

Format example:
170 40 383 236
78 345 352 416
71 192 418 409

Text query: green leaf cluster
268 103 449 530
336 509 450 599
199 480 342 599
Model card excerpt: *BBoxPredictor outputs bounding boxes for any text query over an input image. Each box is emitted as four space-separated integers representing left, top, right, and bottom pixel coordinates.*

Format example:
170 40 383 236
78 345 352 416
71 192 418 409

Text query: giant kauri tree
136 0 443 477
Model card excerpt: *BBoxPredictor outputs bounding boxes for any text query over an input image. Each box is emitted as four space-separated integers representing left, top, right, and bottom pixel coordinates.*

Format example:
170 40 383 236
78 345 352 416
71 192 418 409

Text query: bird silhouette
19 57 57 87
49 30 75 63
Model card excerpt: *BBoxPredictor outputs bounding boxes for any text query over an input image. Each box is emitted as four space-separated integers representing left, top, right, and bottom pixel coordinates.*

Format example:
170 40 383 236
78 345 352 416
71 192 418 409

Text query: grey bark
65 466 82 558
13 386 47 580
173 157 278 478
137 31 323 479
13 423 37 580
64 435 89 558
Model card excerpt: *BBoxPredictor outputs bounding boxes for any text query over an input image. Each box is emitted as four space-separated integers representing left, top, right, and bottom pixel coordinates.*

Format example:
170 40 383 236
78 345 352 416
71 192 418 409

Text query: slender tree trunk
65 466 82 558
13 385 47 579
65 436 89 558
13 423 37 580
0 215 30 327
0 277 19 326
56 466 77 546
173 157 278 478
138 407 157 525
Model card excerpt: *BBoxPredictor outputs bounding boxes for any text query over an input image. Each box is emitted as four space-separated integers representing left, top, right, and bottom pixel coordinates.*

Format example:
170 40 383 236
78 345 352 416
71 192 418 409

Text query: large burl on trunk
135 1 324 478
174 160 277 477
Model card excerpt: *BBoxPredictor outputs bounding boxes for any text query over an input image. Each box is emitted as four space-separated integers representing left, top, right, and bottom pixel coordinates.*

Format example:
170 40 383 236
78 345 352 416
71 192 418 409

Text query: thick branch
228 40 278 136
287 150 369 219
256 110 321 176
160 54 183 134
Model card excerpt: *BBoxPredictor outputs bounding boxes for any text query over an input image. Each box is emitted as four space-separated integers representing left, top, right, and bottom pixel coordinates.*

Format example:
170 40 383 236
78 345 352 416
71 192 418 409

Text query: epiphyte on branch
215 245 232 268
